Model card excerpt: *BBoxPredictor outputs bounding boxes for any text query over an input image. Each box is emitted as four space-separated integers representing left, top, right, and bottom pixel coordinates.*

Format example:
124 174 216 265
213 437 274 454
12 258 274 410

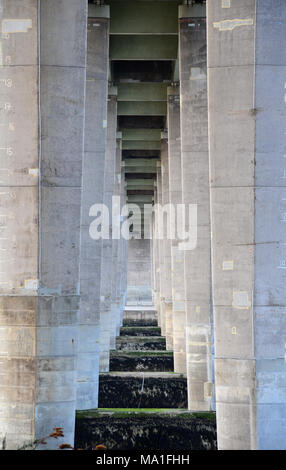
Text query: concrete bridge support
160 136 173 350
156 162 166 334
179 6 212 412
207 0 286 450
77 6 109 410
0 0 87 449
99 87 117 371
167 86 187 373
110 133 123 341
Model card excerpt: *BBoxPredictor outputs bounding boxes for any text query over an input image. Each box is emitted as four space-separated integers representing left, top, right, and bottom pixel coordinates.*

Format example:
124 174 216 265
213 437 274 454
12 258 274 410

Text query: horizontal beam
118 83 168 102
122 129 161 141
109 1 180 34
122 140 161 150
127 179 155 188
124 158 158 167
110 35 178 60
118 101 167 116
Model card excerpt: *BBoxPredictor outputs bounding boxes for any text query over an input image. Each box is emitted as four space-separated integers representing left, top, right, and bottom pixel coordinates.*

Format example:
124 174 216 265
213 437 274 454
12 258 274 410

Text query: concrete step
120 326 161 337
98 372 187 409
75 409 217 450
123 318 158 327
115 336 166 351
110 350 174 372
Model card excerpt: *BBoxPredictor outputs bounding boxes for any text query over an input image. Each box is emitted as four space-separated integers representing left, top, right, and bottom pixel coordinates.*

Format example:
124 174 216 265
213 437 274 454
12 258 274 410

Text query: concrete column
77 5 109 410
119 161 128 319
160 135 173 349
167 86 187 373
110 133 122 339
99 87 117 370
153 184 161 322
0 0 87 449
156 162 166 334
179 5 212 410
208 0 286 450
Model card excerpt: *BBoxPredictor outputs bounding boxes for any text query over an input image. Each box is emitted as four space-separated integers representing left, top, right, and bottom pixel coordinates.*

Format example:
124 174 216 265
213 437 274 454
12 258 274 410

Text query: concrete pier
77 5 109 410
179 6 212 411
167 86 186 373
160 135 173 350
207 0 286 450
99 88 117 370
0 0 87 449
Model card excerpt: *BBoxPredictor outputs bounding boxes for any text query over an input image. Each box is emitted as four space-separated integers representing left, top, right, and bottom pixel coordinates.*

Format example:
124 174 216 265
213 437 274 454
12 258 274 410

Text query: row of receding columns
151 0 286 450
0 1 128 449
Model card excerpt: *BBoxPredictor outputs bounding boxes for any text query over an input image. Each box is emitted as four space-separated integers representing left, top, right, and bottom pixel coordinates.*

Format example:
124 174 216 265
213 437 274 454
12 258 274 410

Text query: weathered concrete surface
110 351 174 372
75 410 217 450
179 9 212 412
167 86 187 374
120 326 161 337
99 89 117 372
207 0 286 450
0 0 87 449
98 372 187 408
77 11 109 410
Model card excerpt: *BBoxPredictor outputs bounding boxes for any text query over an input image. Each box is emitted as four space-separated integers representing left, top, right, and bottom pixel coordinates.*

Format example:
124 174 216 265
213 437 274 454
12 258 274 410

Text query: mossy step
98 373 187 409
110 350 173 371
75 409 217 450
123 318 158 327
120 326 161 337
116 336 166 351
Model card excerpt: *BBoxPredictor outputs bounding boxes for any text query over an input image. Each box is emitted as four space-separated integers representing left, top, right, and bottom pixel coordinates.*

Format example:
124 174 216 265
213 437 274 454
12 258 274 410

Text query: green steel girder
118 83 168 102
118 101 167 116
110 35 178 60
122 140 161 150
109 1 180 35
122 129 161 141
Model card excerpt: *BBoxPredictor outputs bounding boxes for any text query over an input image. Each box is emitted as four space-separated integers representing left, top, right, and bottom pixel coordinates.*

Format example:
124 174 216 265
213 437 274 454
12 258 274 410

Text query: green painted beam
110 35 178 60
125 166 157 174
122 140 161 151
109 1 180 35
118 101 167 116
124 158 158 167
127 179 155 188
128 195 154 203
122 129 161 141
118 83 168 102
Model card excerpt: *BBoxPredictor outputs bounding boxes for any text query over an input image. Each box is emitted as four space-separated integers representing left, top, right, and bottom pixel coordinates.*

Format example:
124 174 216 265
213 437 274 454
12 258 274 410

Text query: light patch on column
103 120 107 128
222 260 234 271
196 306 200 313
204 382 212 398
2 19 32 34
0 43 2 66
231 326 237 335
232 291 250 309
213 18 254 31
29 168 39 177
189 67 206 81
221 0 231 8
24 279 39 290
173 301 184 312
